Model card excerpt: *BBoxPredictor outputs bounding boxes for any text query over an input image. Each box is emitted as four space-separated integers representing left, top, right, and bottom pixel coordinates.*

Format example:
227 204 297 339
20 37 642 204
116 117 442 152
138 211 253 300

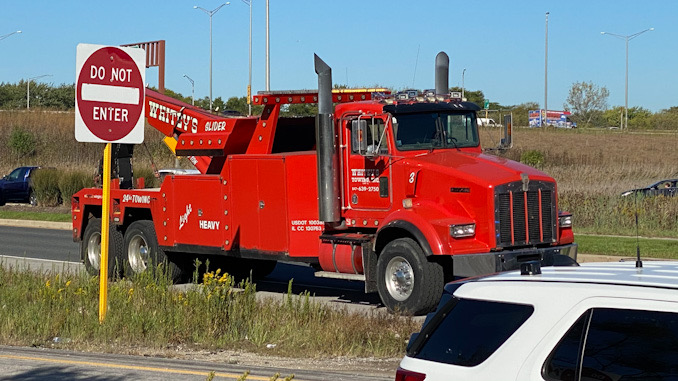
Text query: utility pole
544 11 549 127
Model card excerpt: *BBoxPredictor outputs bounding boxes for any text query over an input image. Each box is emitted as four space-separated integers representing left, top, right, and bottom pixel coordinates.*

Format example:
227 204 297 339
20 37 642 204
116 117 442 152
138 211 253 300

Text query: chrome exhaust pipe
314 54 340 223
435 52 449 95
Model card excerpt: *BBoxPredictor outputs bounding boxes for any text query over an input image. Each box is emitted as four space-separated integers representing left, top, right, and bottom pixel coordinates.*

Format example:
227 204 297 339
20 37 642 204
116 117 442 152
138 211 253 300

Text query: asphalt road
0 225 80 262
0 345 392 381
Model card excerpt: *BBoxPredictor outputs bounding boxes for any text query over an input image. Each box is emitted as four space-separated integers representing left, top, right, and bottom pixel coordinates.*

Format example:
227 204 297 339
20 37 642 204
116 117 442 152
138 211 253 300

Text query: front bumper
451 243 578 278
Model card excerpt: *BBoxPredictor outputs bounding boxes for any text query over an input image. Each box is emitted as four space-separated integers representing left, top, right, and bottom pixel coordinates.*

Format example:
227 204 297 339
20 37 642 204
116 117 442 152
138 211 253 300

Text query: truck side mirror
351 120 368 154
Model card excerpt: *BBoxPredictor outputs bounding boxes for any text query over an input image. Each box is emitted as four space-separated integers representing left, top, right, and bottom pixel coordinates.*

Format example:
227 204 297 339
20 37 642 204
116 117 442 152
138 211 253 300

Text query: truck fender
364 218 439 294
375 220 435 258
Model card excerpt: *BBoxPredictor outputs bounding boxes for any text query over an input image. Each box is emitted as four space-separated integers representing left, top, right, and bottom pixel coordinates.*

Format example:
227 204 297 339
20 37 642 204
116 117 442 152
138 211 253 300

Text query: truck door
344 117 392 211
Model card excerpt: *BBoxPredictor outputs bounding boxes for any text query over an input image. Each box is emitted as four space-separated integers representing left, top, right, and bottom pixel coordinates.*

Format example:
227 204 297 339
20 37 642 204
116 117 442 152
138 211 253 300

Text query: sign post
75 43 145 323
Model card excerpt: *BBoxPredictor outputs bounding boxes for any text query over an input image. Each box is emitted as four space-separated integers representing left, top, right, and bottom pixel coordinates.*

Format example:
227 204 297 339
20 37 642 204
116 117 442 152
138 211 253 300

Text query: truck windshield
392 111 479 151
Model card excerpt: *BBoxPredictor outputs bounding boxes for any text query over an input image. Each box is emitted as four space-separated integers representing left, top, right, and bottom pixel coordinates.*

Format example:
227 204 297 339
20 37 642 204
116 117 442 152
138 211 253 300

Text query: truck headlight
559 214 573 228
450 223 475 238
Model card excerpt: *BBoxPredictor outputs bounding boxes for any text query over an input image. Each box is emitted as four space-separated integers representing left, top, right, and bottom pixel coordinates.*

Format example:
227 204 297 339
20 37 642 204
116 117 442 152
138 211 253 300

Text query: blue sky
1 0 675 112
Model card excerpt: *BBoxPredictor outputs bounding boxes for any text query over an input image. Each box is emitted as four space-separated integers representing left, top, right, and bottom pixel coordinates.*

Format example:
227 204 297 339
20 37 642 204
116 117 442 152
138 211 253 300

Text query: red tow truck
72 53 576 314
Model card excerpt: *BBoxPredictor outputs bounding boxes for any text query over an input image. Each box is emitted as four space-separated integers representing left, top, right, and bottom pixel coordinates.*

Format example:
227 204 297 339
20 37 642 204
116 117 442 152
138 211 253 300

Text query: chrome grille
495 180 556 247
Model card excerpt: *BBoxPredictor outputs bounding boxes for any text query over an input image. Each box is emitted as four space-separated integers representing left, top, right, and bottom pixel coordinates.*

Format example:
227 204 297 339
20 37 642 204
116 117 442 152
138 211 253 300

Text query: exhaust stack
314 54 341 223
435 52 449 95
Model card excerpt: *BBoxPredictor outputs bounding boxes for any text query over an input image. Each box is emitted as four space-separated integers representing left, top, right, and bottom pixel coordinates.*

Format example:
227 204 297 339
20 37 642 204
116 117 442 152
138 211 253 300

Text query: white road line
0 255 80 265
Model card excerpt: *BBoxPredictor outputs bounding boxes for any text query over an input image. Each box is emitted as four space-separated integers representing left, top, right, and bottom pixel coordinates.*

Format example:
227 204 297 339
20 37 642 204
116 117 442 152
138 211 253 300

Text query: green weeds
0 264 419 358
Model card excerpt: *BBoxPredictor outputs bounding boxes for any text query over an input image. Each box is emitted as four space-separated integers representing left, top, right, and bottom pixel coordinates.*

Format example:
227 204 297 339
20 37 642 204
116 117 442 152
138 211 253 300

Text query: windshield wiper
448 136 459 150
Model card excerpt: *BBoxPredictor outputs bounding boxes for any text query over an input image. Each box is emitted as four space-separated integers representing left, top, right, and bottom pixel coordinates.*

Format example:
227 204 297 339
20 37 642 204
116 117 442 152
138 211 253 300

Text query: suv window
7 168 24 181
544 308 678 380
409 298 533 367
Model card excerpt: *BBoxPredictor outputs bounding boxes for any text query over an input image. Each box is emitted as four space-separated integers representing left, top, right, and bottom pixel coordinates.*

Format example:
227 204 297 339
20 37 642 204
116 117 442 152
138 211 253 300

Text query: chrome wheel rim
128 235 149 273
385 255 414 301
86 232 101 270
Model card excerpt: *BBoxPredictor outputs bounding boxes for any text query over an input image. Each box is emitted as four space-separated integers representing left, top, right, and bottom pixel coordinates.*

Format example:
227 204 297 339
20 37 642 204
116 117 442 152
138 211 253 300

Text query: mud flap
363 242 378 293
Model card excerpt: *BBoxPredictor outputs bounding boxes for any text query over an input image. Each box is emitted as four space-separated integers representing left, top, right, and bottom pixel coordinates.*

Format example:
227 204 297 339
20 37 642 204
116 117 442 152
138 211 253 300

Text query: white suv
397 261 678 381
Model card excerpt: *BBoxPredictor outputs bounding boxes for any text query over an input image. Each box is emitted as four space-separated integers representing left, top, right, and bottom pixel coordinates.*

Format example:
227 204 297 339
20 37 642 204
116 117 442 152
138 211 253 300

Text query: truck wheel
377 238 444 315
81 218 125 279
0 193 5 206
124 220 181 283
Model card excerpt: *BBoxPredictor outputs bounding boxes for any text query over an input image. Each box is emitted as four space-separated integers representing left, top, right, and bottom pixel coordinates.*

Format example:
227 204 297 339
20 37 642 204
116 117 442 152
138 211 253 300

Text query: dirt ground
0 202 69 214
65 345 401 378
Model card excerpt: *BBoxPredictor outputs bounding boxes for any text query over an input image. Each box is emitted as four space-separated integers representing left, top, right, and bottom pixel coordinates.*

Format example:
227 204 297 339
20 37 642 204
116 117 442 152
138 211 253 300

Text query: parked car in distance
477 117 499 127
397 261 678 381
621 179 678 197
0 166 40 206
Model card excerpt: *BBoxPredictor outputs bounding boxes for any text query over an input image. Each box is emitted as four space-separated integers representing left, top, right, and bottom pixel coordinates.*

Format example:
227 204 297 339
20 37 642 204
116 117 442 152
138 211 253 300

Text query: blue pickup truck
0 166 40 206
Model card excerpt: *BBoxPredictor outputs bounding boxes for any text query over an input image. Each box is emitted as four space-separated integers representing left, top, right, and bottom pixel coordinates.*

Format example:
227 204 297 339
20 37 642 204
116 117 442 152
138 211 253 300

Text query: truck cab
323 94 575 313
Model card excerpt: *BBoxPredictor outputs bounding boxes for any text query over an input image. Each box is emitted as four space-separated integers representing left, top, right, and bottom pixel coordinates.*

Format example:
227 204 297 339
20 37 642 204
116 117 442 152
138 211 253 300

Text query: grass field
483 126 678 241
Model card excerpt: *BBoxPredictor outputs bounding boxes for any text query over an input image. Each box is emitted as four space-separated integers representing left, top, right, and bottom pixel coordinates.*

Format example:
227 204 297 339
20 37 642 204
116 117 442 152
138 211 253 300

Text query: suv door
518 298 678 380
3 167 28 202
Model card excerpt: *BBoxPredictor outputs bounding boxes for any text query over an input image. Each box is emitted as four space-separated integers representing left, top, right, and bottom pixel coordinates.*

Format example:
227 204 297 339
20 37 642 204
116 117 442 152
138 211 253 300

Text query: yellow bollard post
99 143 111 323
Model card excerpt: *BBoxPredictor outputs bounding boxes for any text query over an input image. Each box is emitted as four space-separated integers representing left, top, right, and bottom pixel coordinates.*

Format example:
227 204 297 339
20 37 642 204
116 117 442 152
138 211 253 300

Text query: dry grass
482 126 678 238
0 110 175 175
492 127 678 196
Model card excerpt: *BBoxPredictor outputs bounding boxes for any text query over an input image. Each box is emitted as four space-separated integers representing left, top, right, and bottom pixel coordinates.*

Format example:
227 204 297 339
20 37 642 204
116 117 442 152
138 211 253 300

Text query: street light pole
183 74 195 106
242 0 252 116
462 68 466 99
544 11 549 128
26 74 51 110
195 3 230 112
601 28 654 130
0 30 21 41
266 0 270 91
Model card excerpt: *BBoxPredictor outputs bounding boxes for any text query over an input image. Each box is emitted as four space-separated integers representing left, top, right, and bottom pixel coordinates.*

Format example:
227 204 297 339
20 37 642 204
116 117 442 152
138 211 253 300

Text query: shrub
133 167 160 188
31 168 61 206
8 126 36 159
520 150 545 167
58 171 94 207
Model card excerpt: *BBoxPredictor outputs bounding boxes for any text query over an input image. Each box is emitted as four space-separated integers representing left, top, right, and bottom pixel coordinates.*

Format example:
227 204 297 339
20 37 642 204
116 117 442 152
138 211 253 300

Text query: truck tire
81 218 125 279
123 220 182 283
376 238 444 315
0 193 5 206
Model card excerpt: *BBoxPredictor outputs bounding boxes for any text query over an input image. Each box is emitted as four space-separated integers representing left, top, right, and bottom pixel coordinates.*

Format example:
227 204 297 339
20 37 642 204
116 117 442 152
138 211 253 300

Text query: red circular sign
76 46 144 141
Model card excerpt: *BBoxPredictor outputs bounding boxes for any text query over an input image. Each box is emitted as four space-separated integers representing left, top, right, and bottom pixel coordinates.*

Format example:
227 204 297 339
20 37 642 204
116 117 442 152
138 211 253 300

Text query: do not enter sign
75 44 146 143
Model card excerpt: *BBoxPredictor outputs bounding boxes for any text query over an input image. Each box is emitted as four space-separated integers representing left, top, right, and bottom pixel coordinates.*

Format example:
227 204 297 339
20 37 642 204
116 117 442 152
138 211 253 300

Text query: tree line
0 81 74 110
2 80 677 130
